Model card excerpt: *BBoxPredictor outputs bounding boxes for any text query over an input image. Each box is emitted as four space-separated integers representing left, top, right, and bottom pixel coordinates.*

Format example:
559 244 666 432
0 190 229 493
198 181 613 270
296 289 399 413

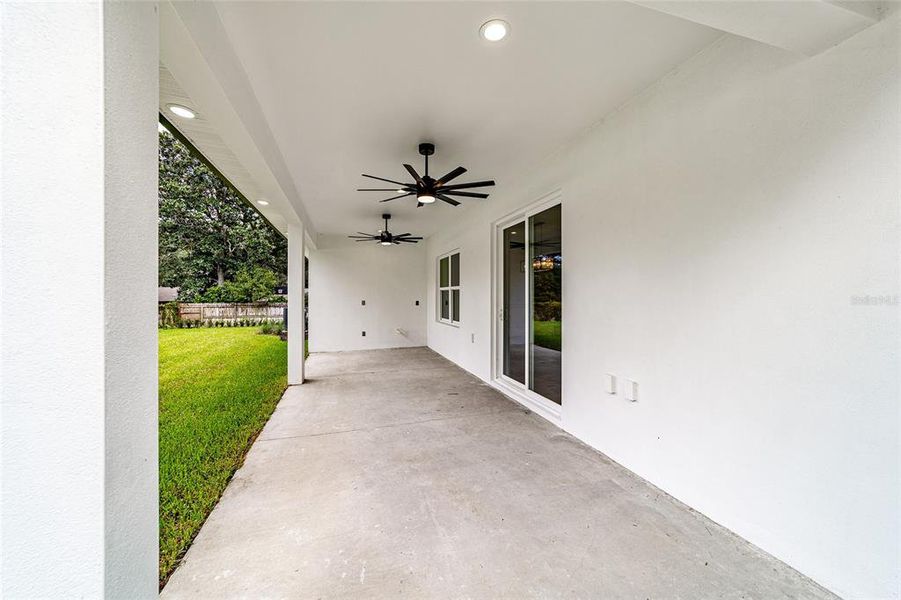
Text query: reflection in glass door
500 203 562 405
502 222 526 384
528 205 562 403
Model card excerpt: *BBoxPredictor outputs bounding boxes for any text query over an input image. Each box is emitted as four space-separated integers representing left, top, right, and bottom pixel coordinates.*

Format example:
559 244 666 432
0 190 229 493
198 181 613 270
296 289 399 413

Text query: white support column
1 3 159 598
287 223 306 384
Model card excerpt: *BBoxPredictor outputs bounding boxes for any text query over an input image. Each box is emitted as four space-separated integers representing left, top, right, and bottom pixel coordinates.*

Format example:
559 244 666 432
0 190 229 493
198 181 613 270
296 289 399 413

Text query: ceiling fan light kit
358 142 495 208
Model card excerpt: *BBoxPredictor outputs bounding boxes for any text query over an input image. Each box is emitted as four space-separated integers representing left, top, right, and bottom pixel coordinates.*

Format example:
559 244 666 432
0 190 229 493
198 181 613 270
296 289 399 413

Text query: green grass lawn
159 327 287 586
533 320 562 351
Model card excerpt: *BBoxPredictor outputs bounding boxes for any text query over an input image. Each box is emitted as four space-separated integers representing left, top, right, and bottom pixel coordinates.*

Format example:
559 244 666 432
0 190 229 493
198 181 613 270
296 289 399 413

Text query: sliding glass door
502 222 527 384
499 203 562 405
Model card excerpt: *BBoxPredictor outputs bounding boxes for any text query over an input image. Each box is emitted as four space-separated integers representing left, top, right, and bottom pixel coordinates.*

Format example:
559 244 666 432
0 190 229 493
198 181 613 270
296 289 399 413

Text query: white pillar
287 223 306 384
1 3 159 598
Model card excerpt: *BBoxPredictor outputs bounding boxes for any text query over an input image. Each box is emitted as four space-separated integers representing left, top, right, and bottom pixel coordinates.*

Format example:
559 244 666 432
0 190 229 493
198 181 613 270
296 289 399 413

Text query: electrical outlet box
361 331 366 337
415 300 420 306
625 379 638 402
361 300 366 306
605 373 616 395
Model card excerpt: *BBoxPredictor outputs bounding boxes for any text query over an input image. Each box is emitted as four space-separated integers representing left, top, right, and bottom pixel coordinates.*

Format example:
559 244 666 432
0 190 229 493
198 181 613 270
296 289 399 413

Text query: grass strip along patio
159 327 287 586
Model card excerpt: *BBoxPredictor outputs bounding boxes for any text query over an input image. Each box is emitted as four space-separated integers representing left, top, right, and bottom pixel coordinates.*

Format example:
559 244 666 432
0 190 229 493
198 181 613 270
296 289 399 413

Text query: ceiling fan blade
437 194 461 206
439 180 495 191
396 238 420 243
416 202 424 208
348 236 375 239
378 193 414 203
442 190 488 198
436 166 467 186
362 173 409 186
396 236 423 240
354 239 372 242
355 232 376 236
403 164 424 185
357 188 409 192
394 233 411 237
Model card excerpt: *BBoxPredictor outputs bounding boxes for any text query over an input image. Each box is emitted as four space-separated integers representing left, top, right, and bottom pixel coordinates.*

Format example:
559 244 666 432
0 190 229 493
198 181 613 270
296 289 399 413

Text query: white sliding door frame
490 189 563 424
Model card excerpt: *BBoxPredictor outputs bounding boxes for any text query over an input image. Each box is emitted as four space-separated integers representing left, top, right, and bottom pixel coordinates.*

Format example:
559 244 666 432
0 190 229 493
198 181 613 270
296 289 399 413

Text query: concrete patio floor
161 347 834 599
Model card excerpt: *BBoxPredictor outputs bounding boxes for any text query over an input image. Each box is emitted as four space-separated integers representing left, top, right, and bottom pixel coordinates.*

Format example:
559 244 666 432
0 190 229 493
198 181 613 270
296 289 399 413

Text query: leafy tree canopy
200 266 280 303
159 128 287 300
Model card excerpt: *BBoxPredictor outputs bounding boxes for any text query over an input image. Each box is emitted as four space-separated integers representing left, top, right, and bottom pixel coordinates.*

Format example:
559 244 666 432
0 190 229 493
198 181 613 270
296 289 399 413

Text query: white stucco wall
1 3 159 597
310 239 427 352
426 19 899 600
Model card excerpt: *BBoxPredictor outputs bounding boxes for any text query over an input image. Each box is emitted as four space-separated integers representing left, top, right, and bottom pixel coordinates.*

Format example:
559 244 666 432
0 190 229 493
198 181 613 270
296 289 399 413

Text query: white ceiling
209 1 721 238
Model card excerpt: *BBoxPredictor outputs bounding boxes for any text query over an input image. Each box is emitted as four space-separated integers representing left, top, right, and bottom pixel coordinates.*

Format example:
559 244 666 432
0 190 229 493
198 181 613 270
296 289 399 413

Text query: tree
158 128 287 300
207 266 279 303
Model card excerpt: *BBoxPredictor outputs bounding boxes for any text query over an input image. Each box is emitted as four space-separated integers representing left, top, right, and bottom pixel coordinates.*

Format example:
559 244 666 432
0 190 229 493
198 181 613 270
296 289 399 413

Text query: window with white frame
438 251 460 325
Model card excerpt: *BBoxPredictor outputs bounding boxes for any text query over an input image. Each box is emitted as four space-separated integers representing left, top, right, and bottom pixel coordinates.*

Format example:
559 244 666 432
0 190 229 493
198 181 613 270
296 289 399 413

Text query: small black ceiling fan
348 214 423 246
358 142 495 207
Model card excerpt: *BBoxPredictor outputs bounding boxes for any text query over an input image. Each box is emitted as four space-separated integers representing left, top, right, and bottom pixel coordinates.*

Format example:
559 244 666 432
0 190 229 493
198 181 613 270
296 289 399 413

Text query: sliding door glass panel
502 222 526 384
528 204 562 404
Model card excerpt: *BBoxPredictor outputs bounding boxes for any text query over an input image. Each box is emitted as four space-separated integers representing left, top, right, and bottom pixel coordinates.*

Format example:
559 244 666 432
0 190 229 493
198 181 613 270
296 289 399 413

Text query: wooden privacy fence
176 303 286 324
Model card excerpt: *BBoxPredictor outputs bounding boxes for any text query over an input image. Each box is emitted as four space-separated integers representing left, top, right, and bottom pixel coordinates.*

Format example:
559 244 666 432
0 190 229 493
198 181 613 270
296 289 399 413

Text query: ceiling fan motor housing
418 142 435 156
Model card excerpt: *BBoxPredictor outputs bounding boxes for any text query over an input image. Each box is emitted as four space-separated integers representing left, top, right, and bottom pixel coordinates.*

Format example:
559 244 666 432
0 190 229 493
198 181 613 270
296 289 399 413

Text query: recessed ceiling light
257 200 269 206
167 104 196 119
480 19 509 42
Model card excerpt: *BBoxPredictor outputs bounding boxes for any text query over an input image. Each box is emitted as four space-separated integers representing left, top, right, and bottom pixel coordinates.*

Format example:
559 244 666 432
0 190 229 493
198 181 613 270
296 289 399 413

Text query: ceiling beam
629 0 877 56
160 1 317 237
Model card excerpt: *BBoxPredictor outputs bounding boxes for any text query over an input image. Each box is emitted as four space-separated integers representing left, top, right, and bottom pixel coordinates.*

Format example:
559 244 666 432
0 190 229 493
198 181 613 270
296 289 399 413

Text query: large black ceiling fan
358 142 495 207
348 214 423 246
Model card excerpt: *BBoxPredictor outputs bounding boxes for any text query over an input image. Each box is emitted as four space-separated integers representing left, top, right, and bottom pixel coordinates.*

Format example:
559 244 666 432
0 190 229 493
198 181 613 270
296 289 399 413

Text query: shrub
197 267 280 304
159 302 181 328
228 267 279 303
534 300 561 322
198 285 226 303
259 321 284 336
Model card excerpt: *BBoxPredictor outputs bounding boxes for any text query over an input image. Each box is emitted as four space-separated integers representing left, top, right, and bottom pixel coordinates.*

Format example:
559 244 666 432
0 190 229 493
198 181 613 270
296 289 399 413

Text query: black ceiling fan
348 214 423 246
358 142 495 207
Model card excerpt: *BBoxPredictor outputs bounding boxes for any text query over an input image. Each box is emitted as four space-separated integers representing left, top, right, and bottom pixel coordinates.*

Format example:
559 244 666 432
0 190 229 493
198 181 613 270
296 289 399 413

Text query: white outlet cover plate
606 373 616 394
626 379 638 402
